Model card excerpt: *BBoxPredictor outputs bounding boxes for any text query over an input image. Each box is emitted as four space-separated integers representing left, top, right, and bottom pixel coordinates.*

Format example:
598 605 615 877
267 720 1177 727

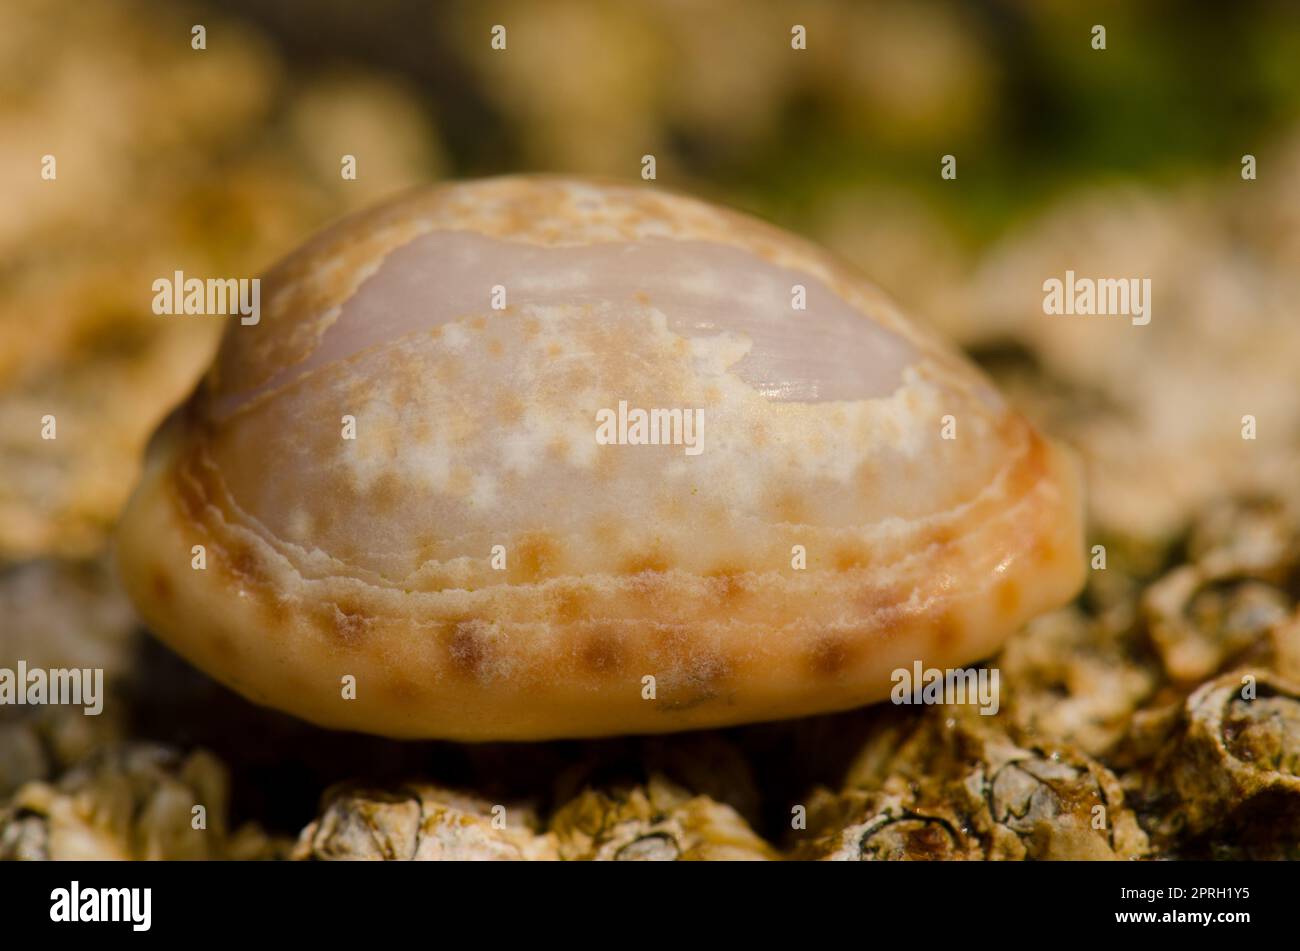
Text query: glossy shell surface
115 176 1084 740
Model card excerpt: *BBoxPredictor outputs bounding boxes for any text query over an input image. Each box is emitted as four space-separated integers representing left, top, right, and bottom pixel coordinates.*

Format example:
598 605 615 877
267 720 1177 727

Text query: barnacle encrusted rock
1129 671 1300 858
0 744 285 860
291 772 774 861
997 605 1159 757
0 556 140 794
795 789 985 861
294 783 557 860
549 774 777 861
1142 497 1299 683
115 176 1084 740
793 710 1147 860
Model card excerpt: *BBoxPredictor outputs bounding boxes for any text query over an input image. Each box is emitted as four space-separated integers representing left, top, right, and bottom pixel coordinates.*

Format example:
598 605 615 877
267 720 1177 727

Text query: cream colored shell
115 176 1084 740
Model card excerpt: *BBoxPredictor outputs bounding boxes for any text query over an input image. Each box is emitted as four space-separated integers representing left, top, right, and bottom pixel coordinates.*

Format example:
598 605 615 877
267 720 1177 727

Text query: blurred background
3 0 1300 859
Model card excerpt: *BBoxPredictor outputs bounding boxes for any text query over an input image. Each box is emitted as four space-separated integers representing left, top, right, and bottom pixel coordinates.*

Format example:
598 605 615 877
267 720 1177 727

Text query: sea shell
114 176 1084 740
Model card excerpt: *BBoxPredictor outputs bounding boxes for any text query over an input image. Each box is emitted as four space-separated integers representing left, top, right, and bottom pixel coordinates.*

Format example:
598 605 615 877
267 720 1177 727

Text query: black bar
0 860 1277 939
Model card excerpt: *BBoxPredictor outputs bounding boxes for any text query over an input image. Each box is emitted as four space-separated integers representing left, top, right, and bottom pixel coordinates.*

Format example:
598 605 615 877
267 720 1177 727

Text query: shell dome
115 176 1085 740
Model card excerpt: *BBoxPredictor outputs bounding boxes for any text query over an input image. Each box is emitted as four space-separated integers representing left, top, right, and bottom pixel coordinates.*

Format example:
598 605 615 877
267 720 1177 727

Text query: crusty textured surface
115 176 1085 740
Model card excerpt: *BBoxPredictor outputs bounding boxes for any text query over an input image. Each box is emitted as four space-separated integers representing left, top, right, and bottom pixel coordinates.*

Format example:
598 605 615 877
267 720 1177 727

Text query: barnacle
549 774 776 861
1132 672 1300 858
0 744 284 860
795 710 1147 860
294 783 557 861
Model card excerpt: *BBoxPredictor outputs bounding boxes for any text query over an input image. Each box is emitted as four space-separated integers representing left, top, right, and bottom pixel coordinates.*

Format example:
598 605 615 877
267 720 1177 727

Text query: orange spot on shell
446 619 489 678
322 599 371 647
434 359 459 384
227 541 268 586
809 636 853 677
368 472 403 515
996 577 1021 617
512 533 560 584
211 632 237 659
770 488 807 524
386 675 421 704
579 629 624 675
621 549 670 575
930 609 964 652
852 459 884 506
1007 429 1049 498
834 546 871 572
151 568 173 604
704 566 748 604
551 587 589 622
926 524 957 552
496 394 524 423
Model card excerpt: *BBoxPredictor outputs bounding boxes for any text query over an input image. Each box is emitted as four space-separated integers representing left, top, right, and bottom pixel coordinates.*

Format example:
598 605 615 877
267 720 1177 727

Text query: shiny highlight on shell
114 176 1085 740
